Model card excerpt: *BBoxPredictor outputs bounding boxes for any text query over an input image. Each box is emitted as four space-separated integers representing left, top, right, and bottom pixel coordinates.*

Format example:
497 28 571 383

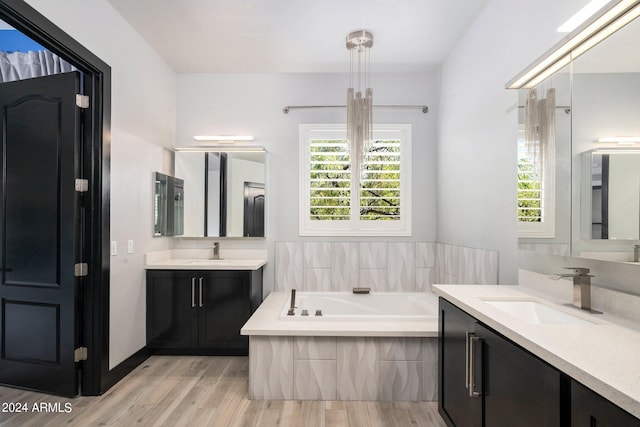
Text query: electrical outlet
111 241 117 256
127 240 134 254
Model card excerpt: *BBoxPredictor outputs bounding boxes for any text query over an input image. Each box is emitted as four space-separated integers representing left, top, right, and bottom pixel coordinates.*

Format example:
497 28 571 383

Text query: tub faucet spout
287 289 296 316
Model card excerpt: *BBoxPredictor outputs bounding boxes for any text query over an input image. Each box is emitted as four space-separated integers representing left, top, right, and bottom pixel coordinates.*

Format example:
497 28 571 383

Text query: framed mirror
571 11 640 261
174 150 266 238
511 2 640 263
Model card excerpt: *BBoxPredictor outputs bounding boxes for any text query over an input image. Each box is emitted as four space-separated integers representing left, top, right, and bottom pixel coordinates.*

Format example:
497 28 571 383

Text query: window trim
299 123 412 236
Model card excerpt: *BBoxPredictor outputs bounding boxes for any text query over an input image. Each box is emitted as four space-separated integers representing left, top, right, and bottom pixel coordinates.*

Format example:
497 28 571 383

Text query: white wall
24 0 178 368
437 0 587 285
176 72 439 294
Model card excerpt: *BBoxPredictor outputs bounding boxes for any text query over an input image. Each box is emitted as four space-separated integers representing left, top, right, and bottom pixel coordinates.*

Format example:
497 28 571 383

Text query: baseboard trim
96 347 150 395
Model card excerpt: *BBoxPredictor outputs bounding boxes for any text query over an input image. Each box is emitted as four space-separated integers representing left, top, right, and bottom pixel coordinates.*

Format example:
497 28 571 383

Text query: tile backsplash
275 241 498 292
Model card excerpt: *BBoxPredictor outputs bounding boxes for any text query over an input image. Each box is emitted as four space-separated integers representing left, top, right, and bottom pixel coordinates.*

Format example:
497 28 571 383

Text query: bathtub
241 291 439 402
280 291 438 320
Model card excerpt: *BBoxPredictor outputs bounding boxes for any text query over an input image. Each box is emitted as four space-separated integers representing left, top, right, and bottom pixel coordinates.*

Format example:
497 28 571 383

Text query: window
299 124 411 236
517 127 555 237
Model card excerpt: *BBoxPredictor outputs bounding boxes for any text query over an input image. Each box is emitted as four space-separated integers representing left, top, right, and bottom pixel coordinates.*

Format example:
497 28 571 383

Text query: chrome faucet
210 242 220 260
549 267 600 313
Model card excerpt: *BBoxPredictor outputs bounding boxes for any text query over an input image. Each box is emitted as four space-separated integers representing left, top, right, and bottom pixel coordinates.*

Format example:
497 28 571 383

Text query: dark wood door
198 271 250 354
482 326 562 427
439 298 482 427
243 182 264 237
0 72 82 396
146 270 198 349
571 380 640 427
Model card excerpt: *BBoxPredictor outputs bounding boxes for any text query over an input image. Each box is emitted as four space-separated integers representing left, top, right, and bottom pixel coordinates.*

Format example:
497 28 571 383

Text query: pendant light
346 30 374 172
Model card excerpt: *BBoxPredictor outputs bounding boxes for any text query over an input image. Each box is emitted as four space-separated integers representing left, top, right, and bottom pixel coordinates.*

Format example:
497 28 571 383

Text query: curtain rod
282 104 429 114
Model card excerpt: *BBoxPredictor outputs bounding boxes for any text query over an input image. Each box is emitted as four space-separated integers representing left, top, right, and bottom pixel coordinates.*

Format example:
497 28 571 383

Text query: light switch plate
111 241 117 256
127 240 134 254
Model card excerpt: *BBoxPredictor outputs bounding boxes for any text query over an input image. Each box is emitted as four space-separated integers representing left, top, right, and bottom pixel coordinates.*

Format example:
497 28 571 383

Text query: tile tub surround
432 284 640 419
275 242 498 292
248 336 438 401
242 292 438 401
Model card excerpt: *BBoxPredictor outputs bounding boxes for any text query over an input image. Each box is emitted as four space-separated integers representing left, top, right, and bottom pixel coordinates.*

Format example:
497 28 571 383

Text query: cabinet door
198 271 250 353
439 298 482 427
572 380 640 427
146 271 198 348
482 326 563 427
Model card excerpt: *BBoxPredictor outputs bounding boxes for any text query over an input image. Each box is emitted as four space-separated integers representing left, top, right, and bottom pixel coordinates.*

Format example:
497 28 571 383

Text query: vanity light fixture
592 148 640 154
193 135 254 143
598 136 640 145
173 145 265 153
507 0 640 89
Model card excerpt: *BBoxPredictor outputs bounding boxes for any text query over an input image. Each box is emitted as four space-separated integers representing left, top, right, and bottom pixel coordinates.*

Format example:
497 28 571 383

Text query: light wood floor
0 356 447 427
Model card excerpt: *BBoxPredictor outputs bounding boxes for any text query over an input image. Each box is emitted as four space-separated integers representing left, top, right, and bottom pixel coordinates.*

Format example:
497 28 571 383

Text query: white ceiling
106 0 488 73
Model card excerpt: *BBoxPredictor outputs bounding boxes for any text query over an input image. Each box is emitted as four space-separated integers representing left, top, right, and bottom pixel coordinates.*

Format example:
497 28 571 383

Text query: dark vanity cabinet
439 298 640 427
571 380 640 427
439 298 482 427
439 298 563 427
481 326 563 426
146 269 263 355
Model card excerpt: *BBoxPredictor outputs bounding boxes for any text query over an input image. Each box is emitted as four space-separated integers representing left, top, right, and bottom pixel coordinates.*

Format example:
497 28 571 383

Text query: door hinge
74 263 88 277
75 179 89 192
74 347 88 362
76 94 89 109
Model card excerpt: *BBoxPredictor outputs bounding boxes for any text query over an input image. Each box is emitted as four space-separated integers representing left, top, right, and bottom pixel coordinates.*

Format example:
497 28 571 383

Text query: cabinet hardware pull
191 277 196 308
199 277 204 307
465 331 471 389
469 335 483 397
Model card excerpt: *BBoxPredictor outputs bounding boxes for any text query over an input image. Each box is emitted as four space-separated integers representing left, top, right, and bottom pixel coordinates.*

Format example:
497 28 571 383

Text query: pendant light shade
346 30 373 172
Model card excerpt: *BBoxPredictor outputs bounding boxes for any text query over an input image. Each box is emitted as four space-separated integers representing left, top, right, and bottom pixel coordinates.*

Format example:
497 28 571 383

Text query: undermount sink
483 299 596 326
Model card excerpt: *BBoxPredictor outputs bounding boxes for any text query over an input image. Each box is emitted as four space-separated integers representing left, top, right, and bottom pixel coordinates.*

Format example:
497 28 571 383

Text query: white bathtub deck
241 292 438 337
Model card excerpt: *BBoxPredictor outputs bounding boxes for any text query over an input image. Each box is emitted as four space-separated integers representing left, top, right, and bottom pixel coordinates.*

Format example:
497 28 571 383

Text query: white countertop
241 292 438 337
432 284 640 419
145 249 267 270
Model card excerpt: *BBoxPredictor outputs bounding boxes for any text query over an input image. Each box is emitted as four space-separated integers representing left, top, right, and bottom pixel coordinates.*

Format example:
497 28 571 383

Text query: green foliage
309 139 401 221
309 140 351 220
518 157 542 222
360 144 400 221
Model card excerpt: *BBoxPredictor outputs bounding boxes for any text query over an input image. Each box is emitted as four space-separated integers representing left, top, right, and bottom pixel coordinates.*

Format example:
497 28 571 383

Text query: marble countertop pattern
432 284 640 419
240 292 439 337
